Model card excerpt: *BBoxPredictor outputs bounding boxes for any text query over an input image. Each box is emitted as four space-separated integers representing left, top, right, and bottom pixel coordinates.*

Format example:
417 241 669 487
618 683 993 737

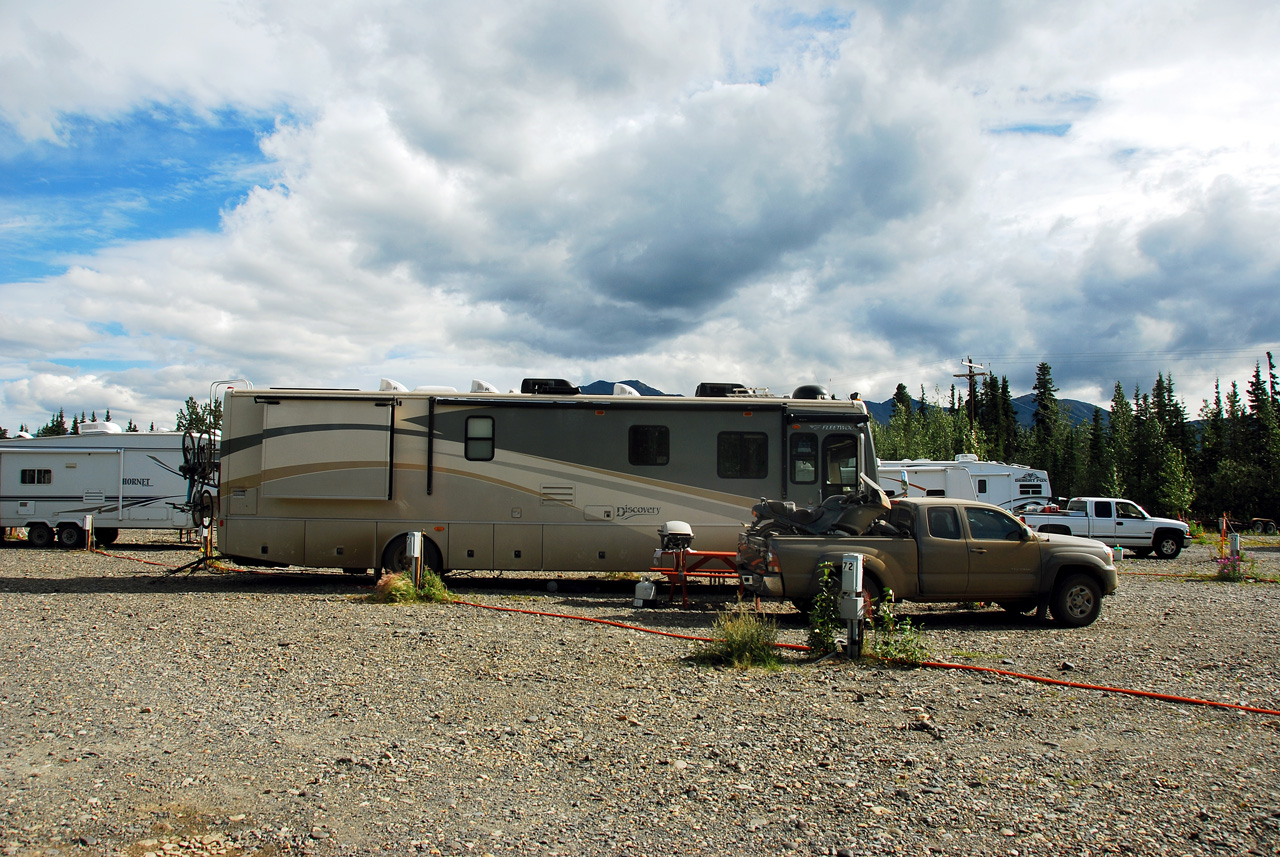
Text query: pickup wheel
1153 531 1183 559
1050 573 1102 628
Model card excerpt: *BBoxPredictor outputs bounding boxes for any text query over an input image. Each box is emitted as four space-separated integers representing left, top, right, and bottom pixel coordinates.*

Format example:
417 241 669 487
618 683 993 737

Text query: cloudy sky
2 0 1277 432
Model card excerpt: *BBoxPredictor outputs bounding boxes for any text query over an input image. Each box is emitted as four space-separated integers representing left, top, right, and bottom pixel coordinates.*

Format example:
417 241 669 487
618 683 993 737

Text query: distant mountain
579 379 675 396
580 381 1109 427
866 394 1107 428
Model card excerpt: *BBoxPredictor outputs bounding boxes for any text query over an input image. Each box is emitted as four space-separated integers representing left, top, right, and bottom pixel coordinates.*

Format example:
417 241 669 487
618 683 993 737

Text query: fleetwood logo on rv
615 505 661 520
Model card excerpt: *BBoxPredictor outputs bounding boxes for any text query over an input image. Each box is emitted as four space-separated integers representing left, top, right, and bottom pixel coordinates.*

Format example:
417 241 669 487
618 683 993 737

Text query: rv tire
92 528 119 547
56 524 85 549
27 523 55 549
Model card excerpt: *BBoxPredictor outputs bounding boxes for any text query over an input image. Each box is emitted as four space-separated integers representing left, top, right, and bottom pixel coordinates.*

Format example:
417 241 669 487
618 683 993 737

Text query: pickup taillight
767 548 781 575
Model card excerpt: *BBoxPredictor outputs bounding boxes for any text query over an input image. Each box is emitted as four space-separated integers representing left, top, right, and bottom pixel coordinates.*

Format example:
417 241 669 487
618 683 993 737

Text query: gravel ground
2 532 1280 857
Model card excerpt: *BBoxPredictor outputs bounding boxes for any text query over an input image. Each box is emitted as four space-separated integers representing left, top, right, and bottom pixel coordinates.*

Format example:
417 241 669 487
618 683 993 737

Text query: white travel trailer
216 380 880 574
0 423 208 548
877 454 1051 509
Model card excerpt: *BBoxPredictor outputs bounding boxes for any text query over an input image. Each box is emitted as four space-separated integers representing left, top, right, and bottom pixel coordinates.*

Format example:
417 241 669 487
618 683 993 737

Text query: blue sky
1 107 276 282
1 1 1278 432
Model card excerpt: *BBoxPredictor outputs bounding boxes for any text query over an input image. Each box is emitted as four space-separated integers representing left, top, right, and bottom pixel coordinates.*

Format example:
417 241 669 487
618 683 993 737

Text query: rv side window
465 416 495 461
789 433 817 484
21 469 52 485
976 478 987 494
628 425 670 466
717 432 768 479
1019 484 1043 496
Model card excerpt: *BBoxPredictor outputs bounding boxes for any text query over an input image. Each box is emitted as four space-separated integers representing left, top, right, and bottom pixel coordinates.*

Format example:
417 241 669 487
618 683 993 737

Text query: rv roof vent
695 382 748 398
379 378 410 392
520 378 580 395
471 379 501 393
791 384 832 400
613 383 640 396
955 453 979 462
77 421 123 435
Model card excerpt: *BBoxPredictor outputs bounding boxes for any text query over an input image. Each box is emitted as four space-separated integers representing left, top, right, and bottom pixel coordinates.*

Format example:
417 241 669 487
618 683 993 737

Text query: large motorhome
876 454 1051 509
216 380 879 574
0 423 208 548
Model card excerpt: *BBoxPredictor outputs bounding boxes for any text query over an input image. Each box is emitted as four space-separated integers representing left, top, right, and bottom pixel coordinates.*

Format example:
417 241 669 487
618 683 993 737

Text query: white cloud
1 0 1278 434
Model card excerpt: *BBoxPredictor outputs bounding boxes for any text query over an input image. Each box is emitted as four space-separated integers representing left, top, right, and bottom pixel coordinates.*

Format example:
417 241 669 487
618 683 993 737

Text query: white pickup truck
1020 497 1191 559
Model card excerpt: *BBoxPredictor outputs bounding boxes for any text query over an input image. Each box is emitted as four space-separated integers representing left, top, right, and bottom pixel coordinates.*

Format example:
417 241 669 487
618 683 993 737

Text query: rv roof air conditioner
520 378 580 395
379 378 410 392
77 421 123 435
695 382 747 398
613 383 640 396
471 379 501 393
791 384 832 400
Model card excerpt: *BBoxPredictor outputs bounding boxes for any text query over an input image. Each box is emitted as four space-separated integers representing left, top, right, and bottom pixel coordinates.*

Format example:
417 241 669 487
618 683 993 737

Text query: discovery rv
0 423 211 548
876 454 1051 509
216 379 880 574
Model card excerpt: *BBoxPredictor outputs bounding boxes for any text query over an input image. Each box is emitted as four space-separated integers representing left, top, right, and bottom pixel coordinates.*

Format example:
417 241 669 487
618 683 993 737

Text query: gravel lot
2 532 1280 857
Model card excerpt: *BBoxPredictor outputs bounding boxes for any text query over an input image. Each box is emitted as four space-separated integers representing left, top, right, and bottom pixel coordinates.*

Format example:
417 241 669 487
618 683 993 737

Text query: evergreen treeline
0 397 221 440
872 354 1280 522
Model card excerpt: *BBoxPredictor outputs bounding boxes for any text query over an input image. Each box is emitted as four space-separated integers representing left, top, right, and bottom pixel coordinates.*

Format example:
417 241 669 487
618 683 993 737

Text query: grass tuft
691 611 782 669
369 571 451 604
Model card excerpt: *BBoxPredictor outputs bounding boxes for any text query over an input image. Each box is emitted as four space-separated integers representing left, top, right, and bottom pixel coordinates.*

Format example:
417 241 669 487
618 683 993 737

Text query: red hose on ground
448 598 811 651
450 599 1280 717
917 660 1280 717
85 550 1280 718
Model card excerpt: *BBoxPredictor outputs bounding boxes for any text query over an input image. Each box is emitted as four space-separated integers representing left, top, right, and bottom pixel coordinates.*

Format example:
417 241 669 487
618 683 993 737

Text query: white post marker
83 515 93 551
839 553 865 655
407 531 423 588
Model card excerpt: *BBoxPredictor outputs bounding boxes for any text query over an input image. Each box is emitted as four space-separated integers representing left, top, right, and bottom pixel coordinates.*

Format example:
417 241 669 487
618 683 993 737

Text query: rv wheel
92 528 119 547
380 535 444 576
27 524 55 549
56 524 85 549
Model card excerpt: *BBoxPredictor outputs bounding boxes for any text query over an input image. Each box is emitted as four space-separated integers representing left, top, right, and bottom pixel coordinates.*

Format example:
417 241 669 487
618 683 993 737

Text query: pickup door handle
1116 522 1124 526
970 548 988 554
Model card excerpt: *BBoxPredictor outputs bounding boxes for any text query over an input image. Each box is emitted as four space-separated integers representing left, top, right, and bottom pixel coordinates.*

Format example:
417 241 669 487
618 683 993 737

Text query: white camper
877 454 1051 509
0 423 211 548
216 379 880 574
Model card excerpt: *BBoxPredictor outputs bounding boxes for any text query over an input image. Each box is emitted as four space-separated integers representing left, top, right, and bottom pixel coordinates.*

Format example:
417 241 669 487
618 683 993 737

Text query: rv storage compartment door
261 399 393 500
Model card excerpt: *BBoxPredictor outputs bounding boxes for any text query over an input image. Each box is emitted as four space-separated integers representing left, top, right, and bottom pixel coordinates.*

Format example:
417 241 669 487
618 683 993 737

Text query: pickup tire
1050 573 1102 628
1153 531 1183 559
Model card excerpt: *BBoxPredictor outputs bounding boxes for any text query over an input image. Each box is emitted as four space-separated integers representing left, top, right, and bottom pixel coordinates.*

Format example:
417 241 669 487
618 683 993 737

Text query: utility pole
953 357 990 434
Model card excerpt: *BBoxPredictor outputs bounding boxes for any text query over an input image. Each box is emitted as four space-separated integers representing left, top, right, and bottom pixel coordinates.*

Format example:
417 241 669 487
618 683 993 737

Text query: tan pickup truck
737 497 1118 627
